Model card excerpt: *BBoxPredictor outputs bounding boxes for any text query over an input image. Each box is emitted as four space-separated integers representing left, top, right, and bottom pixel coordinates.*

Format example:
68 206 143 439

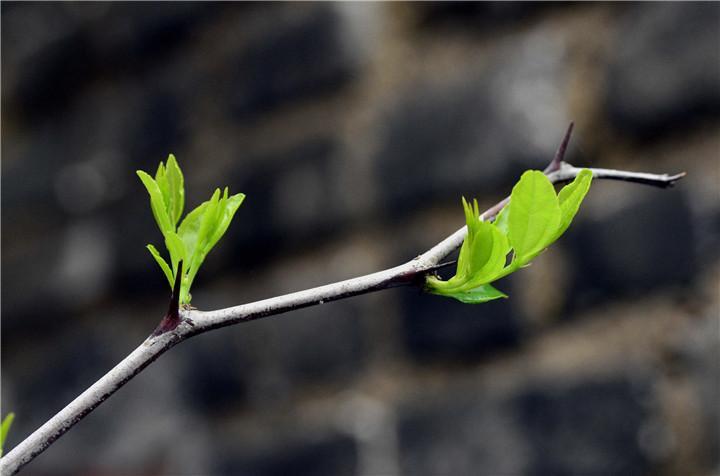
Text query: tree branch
0 153 685 475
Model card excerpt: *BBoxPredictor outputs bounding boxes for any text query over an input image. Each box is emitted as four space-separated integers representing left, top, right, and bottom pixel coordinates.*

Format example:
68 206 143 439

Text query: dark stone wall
2 3 718 475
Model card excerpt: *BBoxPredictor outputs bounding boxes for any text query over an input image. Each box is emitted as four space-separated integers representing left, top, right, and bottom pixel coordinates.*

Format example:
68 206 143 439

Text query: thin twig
0 144 685 476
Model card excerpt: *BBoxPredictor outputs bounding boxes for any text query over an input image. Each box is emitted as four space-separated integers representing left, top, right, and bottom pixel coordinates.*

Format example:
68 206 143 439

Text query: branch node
152 261 183 336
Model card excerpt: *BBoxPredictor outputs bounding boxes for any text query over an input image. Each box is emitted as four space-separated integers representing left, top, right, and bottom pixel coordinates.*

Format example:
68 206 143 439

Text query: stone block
215 431 358 476
606 3 720 139
397 374 656 476
228 5 358 120
512 377 654 475
567 188 695 307
374 29 569 216
399 280 523 363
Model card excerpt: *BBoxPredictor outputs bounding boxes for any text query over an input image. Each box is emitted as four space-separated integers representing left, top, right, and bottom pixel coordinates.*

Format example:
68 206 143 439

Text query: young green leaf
454 198 491 282
177 201 209 267
507 170 561 264
427 197 510 297
184 189 221 287
466 221 509 287
1 412 15 457
164 231 186 277
553 168 593 241
493 204 510 235
180 189 246 304
446 283 508 304
146 244 174 288
207 189 246 253
163 154 185 226
453 208 509 289
196 188 222 257
137 171 173 236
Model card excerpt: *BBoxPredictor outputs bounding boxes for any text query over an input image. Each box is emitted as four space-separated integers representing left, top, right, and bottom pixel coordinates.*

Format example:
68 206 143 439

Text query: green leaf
449 222 508 292
179 189 221 304
553 168 592 241
153 156 185 228
146 244 174 288
493 204 509 235
447 283 508 304
164 154 185 226
207 189 245 252
164 231 186 277
507 170 561 264
137 171 173 236
155 162 169 213
177 201 209 268
1 412 15 457
196 188 222 255
467 221 509 285
455 197 487 281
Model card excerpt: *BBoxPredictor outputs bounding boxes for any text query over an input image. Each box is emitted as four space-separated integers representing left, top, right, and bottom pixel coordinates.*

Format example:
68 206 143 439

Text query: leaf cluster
426 169 593 303
137 155 245 305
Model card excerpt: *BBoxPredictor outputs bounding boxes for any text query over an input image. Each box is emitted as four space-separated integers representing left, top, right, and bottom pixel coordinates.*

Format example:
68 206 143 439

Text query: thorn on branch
425 260 458 273
544 122 574 174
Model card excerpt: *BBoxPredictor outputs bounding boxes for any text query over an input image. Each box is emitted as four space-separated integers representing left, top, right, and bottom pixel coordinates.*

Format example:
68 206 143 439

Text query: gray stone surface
606 3 720 139
567 187 696 308
398 374 656 476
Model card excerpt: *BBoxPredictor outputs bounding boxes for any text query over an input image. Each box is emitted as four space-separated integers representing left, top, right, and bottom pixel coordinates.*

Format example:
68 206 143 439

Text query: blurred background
2 3 718 475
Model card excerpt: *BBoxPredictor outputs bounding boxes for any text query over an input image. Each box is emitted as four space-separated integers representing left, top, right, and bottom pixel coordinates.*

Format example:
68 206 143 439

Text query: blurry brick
126 88 187 162
398 374 657 476
399 281 523 362
87 3 216 68
225 138 340 266
513 377 655 476
215 431 358 476
567 188 695 307
179 333 249 414
374 30 569 217
398 389 528 476
606 3 720 139
1 3 91 120
2 325 117 451
415 2 551 31
228 5 357 120
268 301 366 388
673 313 720 470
